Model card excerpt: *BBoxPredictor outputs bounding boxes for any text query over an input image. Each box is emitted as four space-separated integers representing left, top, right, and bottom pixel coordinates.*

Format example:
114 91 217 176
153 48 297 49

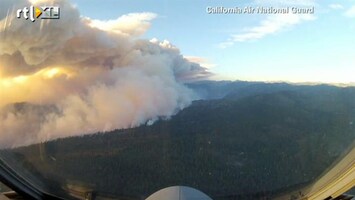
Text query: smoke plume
0 0 210 147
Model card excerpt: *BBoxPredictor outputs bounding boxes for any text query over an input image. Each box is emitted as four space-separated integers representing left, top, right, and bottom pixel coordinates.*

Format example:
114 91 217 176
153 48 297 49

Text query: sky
71 0 355 84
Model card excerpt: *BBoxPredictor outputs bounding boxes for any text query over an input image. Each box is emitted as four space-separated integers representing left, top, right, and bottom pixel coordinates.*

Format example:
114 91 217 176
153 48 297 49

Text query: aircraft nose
146 186 213 200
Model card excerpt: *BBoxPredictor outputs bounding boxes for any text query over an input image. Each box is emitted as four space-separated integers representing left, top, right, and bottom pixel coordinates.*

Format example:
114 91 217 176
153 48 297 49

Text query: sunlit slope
3 84 355 199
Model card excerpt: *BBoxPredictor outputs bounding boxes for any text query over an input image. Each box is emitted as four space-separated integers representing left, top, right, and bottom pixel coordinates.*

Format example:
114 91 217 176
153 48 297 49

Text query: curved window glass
0 0 354 199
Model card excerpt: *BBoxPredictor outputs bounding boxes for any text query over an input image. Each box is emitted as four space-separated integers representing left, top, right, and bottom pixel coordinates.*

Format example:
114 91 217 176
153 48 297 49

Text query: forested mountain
1 82 355 200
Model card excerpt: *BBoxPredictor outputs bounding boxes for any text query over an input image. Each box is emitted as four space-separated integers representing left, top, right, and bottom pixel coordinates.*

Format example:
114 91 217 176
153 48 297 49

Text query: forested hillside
2 82 355 199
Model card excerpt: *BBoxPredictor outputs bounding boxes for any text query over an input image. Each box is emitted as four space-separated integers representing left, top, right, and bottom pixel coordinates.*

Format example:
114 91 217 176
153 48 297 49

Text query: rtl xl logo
16 6 60 22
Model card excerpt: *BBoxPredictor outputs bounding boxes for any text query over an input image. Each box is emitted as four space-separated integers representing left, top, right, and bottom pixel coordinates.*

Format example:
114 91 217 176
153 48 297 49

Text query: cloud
88 12 157 37
184 56 217 69
0 0 82 67
329 4 344 10
0 0 211 147
345 5 355 17
220 13 315 48
219 0 316 48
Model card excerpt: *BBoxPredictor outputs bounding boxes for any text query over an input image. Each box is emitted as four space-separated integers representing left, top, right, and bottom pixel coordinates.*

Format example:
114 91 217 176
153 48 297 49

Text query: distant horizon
200 75 355 87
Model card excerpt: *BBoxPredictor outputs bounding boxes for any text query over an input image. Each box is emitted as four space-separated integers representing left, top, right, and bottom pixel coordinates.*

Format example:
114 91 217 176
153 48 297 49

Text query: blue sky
71 0 355 83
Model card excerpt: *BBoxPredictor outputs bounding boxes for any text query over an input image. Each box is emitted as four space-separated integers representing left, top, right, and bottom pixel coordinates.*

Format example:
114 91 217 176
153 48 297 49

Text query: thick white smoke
0 0 211 147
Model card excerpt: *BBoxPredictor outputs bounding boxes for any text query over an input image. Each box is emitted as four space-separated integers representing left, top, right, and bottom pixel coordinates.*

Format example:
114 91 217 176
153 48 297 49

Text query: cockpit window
0 0 354 199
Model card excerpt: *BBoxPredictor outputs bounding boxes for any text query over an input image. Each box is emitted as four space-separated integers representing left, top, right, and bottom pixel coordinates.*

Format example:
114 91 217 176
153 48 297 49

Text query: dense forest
1 82 355 200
